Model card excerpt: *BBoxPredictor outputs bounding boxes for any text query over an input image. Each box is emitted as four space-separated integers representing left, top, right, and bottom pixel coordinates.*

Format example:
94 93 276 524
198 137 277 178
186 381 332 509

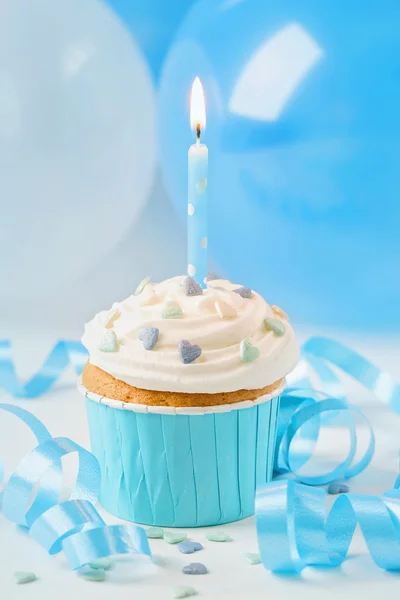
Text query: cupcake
79 275 299 527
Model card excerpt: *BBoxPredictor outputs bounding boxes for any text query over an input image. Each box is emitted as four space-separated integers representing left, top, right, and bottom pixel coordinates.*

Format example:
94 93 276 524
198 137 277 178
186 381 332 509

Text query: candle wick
196 123 201 142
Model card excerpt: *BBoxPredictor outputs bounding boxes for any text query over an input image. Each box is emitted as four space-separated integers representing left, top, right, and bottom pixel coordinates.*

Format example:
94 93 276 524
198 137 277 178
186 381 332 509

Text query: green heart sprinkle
89 558 114 571
206 531 232 542
174 586 197 598
99 329 118 352
164 531 187 544
146 526 164 539
240 339 260 363
264 317 286 336
244 552 262 565
134 275 151 296
13 571 37 585
82 570 106 582
196 177 207 194
161 300 183 319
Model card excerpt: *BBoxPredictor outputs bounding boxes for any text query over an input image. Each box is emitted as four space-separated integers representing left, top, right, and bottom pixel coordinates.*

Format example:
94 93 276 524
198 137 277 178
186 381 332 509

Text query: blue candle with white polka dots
188 77 208 288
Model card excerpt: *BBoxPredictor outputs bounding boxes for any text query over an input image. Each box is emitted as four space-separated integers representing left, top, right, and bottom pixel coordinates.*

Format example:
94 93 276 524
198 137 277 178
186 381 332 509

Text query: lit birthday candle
188 77 208 288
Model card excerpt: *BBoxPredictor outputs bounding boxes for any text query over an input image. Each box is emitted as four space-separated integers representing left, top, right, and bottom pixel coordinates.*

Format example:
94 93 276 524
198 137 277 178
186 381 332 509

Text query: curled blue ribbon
256 336 400 573
0 403 151 570
256 479 400 573
0 340 88 397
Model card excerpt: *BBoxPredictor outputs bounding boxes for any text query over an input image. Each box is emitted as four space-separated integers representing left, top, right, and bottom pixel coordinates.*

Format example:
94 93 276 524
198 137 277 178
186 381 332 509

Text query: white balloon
0 0 156 303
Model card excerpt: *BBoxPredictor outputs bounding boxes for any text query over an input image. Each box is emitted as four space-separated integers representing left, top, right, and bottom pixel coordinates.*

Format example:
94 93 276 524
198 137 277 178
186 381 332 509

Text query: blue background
0 0 399 335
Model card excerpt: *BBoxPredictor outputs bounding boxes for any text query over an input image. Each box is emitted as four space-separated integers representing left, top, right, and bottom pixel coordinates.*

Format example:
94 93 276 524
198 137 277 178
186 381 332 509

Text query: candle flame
190 77 206 131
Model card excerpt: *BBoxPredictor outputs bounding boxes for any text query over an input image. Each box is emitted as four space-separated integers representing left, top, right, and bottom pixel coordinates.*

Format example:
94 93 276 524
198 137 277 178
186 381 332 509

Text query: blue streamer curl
0 403 151 570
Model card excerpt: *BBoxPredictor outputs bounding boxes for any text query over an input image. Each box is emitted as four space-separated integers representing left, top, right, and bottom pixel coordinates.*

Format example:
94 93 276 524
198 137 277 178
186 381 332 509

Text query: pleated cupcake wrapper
80 380 283 527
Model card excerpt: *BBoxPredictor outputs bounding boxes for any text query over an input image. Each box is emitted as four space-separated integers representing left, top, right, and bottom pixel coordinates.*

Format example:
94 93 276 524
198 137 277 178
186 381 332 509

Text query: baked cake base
82 362 283 408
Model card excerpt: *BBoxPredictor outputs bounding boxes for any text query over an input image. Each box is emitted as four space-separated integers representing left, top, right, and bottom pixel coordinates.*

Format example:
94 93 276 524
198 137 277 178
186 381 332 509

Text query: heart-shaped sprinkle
13 571 37 585
264 317 286 336
174 586 197 599
328 481 349 495
271 304 289 320
162 300 183 319
99 330 118 352
233 286 252 299
215 299 237 319
206 531 232 542
138 327 159 350
207 273 220 281
134 275 151 296
182 563 208 575
179 541 203 554
244 553 261 565
82 570 106 582
240 339 260 363
89 558 114 571
164 531 187 544
183 276 203 296
179 340 202 364
146 526 164 539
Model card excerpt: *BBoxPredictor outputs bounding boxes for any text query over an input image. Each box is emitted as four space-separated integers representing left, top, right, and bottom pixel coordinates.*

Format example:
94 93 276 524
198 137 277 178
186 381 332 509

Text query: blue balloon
105 0 196 79
158 0 400 330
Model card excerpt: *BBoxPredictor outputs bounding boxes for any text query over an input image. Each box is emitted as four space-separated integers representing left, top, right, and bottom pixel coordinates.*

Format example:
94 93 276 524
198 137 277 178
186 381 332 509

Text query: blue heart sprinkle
182 563 208 575
179 340 202 364
138 327 159 351
183 276 203 296
233 286 252 299
328 481 349 495
179 541 203 554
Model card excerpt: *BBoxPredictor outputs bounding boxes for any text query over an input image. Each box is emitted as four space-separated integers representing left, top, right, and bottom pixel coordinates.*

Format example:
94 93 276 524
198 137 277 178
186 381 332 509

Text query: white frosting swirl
82 276 299 394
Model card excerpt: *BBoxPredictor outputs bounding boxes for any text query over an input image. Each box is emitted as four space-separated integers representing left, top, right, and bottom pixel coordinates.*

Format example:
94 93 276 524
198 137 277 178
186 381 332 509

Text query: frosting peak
82 276 299 394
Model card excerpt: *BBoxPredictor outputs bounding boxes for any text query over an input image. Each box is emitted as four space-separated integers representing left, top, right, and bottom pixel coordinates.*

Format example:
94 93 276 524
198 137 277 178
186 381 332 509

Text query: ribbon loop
0 403 151 570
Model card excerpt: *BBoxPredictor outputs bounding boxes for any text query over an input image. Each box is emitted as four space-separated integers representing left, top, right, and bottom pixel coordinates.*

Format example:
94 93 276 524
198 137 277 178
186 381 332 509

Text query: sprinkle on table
164 531 187 544
174 585 197 598
146 526 164 539
88 558 114 571
244 552 262 565
13 571 37 585
206 531 232 542
182 562 208 575
328 481 349 495
178 541 203 554
82 569 106 582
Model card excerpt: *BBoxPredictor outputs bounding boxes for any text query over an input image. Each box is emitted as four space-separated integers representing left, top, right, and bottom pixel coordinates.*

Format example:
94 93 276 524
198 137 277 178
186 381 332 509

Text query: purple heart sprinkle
179 340 202 364
233 286 252 299
182 563 208 575
183 276 203 297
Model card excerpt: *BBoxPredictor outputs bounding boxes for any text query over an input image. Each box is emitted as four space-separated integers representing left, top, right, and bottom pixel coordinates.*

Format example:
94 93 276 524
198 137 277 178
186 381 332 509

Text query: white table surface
1 330 400 600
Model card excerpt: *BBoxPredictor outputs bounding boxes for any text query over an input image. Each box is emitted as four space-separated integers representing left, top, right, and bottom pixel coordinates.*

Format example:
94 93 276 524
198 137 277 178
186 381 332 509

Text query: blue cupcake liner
82 383 281 527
